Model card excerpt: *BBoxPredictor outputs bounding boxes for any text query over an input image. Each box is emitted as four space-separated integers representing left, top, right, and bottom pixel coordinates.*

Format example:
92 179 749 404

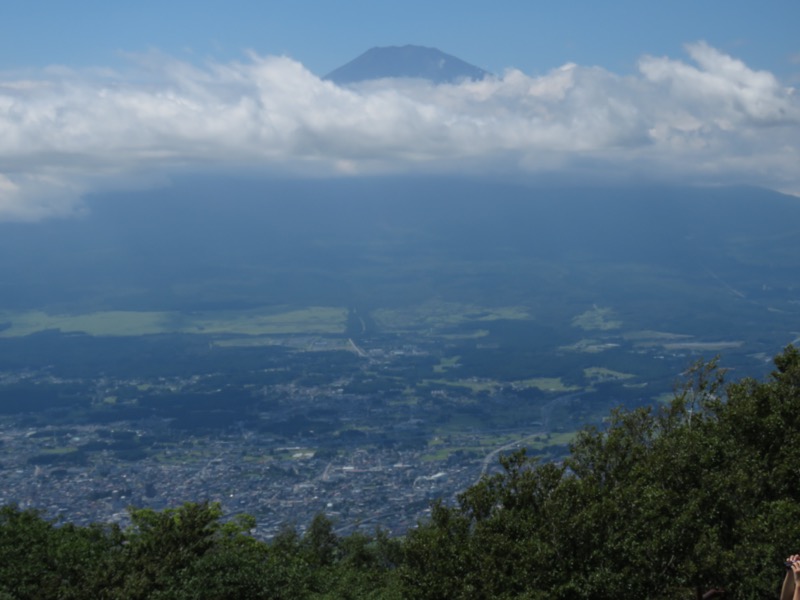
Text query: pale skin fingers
782 556 800 600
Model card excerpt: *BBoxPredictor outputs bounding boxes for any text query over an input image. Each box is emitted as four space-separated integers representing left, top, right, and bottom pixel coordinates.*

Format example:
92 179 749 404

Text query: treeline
3 347 800 599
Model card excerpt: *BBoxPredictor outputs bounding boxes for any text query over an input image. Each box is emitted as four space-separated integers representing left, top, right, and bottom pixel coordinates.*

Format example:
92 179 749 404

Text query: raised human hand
792 559 800 585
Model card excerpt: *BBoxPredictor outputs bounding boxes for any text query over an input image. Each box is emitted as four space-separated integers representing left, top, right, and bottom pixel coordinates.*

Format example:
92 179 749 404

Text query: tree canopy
402 347 800 599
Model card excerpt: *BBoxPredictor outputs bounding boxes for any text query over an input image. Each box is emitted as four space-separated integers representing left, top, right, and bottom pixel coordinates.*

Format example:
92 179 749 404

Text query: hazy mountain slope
324 45 490 84
1 177 797 312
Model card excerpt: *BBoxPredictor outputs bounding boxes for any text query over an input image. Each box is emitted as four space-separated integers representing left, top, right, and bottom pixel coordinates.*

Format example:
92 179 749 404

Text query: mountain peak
324 45 491 85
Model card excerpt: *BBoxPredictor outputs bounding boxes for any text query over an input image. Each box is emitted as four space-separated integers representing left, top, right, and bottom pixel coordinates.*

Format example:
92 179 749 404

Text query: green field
583 367 635 384
0 306 349 338
571 306 622 331
423 376 581 394
371 301 532 333
512 378 582 392
433 356 461 373
558 338 621 353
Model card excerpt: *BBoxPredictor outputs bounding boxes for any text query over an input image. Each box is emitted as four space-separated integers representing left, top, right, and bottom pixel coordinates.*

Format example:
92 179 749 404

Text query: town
0 298 773 538
0 325 628 538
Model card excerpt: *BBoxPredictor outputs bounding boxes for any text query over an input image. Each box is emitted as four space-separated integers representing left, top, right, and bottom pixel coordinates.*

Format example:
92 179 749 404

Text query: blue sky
3 1 798 77
1 1 799 220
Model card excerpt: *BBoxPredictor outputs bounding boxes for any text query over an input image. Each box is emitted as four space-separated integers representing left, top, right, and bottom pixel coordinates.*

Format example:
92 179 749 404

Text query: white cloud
639 42 797 125
0 42 799 220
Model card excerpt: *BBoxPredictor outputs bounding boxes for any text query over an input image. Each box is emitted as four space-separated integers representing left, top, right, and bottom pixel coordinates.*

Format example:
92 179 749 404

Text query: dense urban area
0 306 750 538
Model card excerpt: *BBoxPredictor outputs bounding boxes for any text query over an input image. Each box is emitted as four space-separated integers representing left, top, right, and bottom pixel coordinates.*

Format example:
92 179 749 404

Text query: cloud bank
0 42 798 220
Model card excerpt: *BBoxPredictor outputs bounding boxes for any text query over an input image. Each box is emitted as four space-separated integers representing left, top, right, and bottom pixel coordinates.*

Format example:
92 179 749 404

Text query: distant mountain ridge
324 45 491 85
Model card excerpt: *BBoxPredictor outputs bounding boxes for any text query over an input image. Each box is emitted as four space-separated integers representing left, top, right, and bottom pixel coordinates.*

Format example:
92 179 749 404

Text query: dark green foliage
0 502 402 598
1 347 800 598
401 346 800 599
0 505 123 599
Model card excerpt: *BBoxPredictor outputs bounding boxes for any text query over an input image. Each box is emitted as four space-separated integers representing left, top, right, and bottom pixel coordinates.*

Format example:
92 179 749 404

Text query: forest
2 346 800 599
